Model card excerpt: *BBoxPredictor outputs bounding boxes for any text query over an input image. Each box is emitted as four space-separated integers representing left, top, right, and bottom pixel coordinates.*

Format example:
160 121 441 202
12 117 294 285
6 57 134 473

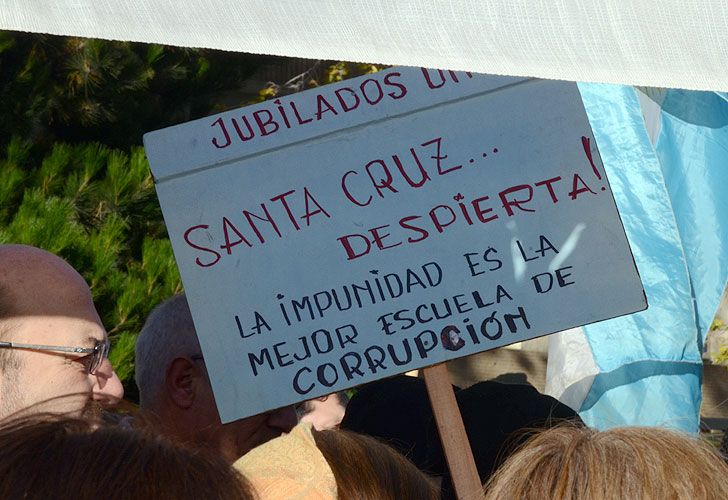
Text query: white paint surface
145 68 646 422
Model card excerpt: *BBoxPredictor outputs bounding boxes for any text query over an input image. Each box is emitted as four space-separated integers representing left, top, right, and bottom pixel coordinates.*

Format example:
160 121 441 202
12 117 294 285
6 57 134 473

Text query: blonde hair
314 428 440 500
484 424 728 500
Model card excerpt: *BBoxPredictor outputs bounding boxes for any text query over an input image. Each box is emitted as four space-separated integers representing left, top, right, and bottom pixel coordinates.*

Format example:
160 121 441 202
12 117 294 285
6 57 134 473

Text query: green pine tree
0 30 381 401
0 30 270 150
254 61 382 102
0 138 182 399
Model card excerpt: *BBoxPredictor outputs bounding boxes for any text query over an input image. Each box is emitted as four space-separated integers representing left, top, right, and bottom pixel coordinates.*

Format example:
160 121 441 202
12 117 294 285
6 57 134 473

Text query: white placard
144 67 646 423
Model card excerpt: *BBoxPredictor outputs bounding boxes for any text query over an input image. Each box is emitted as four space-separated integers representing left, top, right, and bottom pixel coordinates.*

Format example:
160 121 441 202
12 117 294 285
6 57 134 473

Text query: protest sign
144 67 646 423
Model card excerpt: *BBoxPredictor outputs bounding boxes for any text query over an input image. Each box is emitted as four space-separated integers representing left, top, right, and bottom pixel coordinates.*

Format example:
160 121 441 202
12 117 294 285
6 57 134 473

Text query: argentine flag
546 85 728 432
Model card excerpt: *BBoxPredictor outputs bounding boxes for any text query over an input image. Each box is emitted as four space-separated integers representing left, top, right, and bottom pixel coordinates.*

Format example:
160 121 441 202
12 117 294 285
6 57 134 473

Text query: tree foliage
254 61 382 102
0 138 182 397
0 30 379 398
0 31 268 149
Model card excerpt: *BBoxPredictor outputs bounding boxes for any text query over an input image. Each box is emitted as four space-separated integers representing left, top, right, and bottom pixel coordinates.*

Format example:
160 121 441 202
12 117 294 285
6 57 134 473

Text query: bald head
0 244 123 419
0 245 96 321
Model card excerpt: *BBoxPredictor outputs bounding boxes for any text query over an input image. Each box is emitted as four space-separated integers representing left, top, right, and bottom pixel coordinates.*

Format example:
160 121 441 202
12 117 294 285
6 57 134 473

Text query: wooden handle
423 363 484 500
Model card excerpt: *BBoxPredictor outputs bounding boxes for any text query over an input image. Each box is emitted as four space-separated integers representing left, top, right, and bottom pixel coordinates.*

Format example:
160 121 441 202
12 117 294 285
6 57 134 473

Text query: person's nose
91 357 124 404
267 405 298 432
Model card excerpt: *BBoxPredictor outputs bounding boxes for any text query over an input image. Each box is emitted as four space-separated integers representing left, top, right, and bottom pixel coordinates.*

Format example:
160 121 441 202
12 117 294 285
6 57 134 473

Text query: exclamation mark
581 136 606 191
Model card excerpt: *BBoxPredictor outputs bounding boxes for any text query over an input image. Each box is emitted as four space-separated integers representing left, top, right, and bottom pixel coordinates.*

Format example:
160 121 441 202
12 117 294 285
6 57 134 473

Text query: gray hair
135 293 202 409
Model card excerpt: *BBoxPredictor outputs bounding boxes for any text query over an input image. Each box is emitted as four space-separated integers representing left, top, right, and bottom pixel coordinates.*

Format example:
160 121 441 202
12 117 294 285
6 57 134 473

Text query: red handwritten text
341 137 462 207
336 174 597 260
209 71 408 149
183 187 330 268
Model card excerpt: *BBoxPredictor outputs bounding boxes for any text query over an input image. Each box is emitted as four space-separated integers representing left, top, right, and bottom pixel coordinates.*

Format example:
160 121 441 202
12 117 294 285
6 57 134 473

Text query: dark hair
440 326 464 351
296 391 350 420
340 375 448 475
0 415 255 500
313 428 439 500
434 381 582 500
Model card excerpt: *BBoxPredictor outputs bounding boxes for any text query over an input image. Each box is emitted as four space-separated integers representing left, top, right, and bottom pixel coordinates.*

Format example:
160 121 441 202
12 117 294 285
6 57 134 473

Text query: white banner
3 1 728 91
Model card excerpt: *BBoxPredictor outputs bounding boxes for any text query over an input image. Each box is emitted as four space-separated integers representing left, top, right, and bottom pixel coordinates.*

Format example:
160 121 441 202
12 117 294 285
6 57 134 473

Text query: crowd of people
1 243 727 499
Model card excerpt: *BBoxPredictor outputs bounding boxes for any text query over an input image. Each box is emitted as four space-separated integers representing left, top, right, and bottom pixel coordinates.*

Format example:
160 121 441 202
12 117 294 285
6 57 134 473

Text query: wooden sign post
144 67 646 468
424 364 484 500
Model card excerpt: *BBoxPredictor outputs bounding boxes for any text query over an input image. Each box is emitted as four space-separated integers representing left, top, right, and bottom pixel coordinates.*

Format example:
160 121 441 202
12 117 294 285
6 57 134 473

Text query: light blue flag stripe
654 90 728 343
575 83 704 432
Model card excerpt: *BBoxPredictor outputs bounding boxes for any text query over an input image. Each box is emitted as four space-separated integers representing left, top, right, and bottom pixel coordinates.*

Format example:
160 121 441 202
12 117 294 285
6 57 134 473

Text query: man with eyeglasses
135 293 297 462
0 245 124 420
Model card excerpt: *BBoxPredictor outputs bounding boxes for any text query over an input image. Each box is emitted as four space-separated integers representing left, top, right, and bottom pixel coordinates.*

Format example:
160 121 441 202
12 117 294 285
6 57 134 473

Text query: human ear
166 358 197 409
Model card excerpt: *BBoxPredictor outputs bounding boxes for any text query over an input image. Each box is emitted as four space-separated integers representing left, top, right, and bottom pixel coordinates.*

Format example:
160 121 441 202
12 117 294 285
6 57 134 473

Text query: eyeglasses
0 338 110 374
